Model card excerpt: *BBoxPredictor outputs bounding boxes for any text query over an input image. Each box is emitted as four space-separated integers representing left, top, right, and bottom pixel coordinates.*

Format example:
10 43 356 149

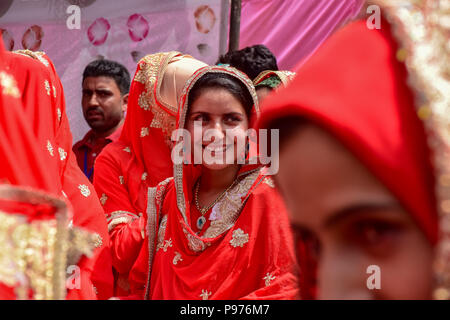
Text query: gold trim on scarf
135 52 181 142
144 177 173 300
253 70 296 87
366 0 450 299
13 50 50 68
0 185 69 300
202 169 261 239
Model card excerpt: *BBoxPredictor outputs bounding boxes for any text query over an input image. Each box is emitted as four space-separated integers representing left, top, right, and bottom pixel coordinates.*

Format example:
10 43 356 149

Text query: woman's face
275 124 434 299
186 87 249 171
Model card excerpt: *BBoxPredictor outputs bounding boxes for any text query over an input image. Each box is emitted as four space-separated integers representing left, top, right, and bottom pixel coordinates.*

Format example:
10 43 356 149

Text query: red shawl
127 66 300 300
256 18 440 299
257 19 438 244
4 50 113 299
0 41 84 299
93 52 207 295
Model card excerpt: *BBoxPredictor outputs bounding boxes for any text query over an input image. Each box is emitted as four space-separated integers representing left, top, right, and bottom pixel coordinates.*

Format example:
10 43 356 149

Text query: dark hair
216 44 278 80
268 116 304 151
82 59 131 95
188 72 254 119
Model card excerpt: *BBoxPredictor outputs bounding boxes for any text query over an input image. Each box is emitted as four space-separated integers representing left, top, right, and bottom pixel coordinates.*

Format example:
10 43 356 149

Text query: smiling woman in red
125 65 299 300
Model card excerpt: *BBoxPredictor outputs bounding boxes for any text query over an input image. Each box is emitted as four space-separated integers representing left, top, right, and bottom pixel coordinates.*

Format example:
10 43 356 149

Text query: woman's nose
203 124 225 143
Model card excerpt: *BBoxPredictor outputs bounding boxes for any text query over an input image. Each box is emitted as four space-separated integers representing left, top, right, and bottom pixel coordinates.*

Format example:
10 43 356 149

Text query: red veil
127 66 300 300
0 41 98 300
93 52 207 295
257 14 443 296
4 50 113 299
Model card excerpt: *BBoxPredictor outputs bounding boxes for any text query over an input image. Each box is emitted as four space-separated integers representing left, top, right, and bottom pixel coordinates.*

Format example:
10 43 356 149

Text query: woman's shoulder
246 168 278 197
245 171 285 206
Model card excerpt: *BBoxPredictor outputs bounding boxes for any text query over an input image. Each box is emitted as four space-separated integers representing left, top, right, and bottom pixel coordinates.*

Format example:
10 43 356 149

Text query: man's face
82 76 127 133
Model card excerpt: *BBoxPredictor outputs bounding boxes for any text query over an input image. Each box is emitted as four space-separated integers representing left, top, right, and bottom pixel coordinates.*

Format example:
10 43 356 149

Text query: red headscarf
127 66 300 300
0 49 59 193
93 52 207 295
4 50 113 299
0 40 91 300
257 19 438 244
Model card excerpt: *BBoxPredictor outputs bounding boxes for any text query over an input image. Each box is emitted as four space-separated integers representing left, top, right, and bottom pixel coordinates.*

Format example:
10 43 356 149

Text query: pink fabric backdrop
240 0 364 70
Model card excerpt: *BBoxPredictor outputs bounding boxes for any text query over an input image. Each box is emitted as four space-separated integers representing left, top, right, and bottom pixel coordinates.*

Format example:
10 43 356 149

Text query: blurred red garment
3 49 114 299
0 40 97 300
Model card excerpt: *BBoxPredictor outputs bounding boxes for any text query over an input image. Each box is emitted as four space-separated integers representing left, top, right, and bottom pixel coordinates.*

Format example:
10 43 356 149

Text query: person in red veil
124 65 299 300
257 0 449 299
0 41 98 300
3 49 113 299
93 52 208 295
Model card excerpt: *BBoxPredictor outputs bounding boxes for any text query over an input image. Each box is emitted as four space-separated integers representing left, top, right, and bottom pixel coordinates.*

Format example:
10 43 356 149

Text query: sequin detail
230 228 249 248
200 290 212 300
263 273 276 287
78 185 90 197
58 148 67 161
100 193 108 206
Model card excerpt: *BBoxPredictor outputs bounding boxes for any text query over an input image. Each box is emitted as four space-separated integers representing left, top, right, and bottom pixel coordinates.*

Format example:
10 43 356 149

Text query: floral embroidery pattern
58 147 67 161
56 108 62 122
46 140 54 156
182 225 208 252
263 273 276 287
44 80 51 96
138 91 151 111
141 172 148 181
155 215 169 252
230 228 249 248
140 127 149 137
93 233 103 248
123 147 131 153
156 238 172 252
173 251 183 265
200 290 212 300
119 176 124 185
100 193 108 206
52 85 56 98
78 184 91 197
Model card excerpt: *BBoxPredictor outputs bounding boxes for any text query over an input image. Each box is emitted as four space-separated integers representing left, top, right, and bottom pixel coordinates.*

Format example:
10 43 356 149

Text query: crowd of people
0 0 448 300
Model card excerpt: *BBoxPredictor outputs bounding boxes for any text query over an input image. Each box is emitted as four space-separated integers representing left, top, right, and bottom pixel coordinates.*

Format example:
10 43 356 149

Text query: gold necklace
194 177 239 230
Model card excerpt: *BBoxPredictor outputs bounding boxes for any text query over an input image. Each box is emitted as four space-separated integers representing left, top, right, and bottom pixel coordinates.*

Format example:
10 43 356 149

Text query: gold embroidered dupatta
137 66 299 300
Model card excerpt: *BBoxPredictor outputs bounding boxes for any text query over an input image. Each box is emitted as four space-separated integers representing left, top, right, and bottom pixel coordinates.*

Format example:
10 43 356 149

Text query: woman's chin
201 161 233 171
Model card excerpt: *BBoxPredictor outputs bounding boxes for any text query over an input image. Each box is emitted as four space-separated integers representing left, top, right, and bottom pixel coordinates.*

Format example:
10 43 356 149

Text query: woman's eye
192 115 208 123
350 220 402 253
224 115 241 123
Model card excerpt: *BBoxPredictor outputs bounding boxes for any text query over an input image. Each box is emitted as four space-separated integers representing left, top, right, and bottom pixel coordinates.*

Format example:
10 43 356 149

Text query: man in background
73 59 130 182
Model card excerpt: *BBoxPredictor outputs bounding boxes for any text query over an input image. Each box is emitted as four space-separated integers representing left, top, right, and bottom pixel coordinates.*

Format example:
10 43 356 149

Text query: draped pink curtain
240 0 364 70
